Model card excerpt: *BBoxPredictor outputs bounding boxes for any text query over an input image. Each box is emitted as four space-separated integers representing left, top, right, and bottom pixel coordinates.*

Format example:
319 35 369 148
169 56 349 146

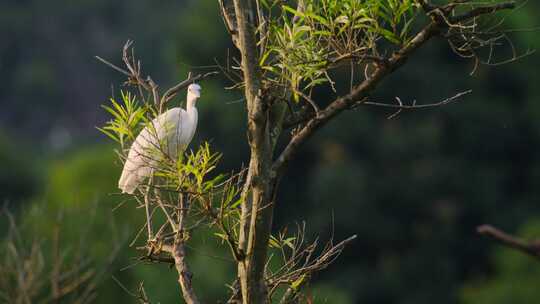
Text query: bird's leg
143 171 155 241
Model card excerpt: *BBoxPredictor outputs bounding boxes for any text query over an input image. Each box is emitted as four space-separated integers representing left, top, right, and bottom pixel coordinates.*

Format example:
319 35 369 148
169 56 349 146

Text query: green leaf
334 15 349 24
282 5 304 19
377 27 401 44
269 235 281 249
230 198 243 209
291 274 306 290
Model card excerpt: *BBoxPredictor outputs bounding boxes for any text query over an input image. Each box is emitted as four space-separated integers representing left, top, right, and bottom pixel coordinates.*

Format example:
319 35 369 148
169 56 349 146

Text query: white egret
118 83 202 194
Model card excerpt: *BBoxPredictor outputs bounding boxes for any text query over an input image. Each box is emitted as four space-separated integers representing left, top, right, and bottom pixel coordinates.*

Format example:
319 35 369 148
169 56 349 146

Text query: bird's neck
186 95 198 112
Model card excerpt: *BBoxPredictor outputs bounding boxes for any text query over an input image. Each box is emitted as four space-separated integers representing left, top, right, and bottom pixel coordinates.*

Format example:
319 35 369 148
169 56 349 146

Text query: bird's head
188 83 202 99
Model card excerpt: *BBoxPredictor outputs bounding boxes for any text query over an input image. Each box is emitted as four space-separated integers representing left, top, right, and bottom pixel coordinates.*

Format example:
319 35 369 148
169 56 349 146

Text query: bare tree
99 1 527 303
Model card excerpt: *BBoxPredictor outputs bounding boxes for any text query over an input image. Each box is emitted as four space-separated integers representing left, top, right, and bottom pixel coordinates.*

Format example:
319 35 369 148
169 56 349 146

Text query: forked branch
96 40 218 111
273 1 517 175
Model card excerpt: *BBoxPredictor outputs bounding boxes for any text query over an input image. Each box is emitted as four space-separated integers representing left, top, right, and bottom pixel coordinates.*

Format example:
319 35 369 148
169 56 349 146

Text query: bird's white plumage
118 84 201 194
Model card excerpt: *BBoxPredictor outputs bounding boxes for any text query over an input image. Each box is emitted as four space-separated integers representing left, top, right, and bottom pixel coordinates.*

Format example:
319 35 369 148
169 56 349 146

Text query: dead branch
478 224 540 260
96 40 218 110
219 0 239 47
264 222 357 302
112 277 152 304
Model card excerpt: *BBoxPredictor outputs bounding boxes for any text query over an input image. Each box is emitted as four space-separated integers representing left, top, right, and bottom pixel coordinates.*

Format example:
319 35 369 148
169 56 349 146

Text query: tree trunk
231 0 276 303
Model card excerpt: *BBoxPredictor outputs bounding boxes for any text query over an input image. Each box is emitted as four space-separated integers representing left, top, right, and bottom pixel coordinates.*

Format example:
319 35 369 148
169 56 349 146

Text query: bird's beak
194 91 201 98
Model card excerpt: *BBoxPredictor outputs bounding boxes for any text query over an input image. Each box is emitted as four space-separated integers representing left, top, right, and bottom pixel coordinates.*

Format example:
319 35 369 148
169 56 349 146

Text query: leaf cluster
261 0 419 99
98 91 148 148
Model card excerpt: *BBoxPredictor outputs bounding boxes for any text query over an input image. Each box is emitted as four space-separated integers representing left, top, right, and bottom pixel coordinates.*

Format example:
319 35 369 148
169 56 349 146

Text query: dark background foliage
1 0 539 303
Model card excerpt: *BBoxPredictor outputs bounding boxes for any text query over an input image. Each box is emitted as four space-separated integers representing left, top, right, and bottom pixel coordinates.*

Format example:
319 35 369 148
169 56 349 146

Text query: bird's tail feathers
118 170 141 194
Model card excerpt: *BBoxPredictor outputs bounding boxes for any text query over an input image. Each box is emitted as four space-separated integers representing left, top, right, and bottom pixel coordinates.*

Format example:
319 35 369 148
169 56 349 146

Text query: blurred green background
1 0 540 303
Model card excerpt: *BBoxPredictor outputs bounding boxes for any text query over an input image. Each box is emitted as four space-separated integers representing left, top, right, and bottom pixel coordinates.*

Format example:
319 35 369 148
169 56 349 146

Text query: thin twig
161 71 220 106
94 56 131 77
361 90 473 119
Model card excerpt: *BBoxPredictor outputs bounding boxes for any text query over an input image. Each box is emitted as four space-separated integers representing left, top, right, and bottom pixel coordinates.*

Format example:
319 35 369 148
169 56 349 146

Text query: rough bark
232 0 275 303
163 194 200 304
172 239 199 304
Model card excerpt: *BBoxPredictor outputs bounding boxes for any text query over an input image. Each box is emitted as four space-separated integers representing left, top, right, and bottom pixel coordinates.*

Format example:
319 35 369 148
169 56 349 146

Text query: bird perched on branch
118 83 202 194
